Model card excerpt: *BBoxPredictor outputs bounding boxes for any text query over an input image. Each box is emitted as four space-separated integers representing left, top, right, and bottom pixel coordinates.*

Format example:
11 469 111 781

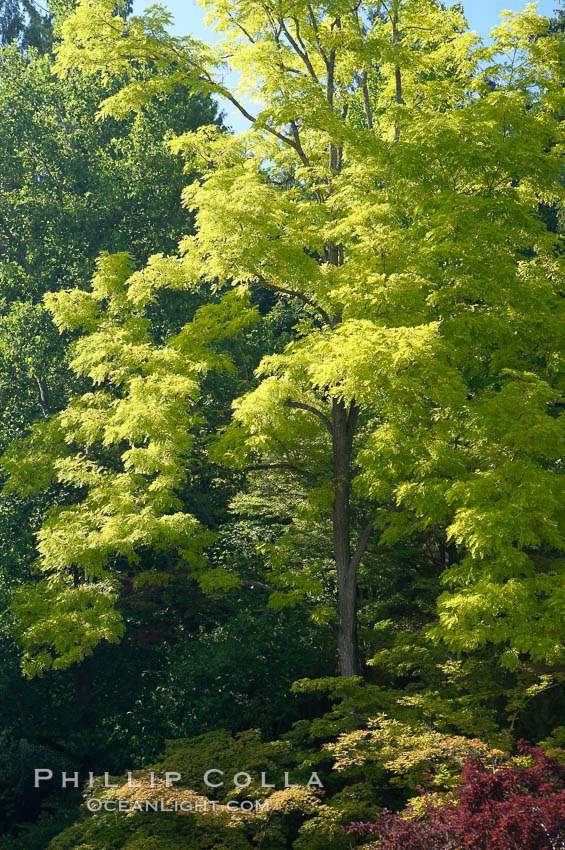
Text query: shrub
343 742 565 850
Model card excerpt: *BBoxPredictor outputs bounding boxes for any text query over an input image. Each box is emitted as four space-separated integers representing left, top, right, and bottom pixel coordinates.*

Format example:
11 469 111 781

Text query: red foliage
343 742 565 850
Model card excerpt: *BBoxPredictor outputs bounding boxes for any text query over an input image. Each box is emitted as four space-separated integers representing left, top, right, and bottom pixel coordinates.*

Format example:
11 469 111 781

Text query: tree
0 33 222 677
0 9 229 815
46 0 565 679
551 0 565 33
49 0 467 678
0 0 52 51
0 38 219 444
3 253 267 674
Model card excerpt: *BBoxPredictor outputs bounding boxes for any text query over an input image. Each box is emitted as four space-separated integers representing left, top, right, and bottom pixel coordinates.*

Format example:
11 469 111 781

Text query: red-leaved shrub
343 742 565 849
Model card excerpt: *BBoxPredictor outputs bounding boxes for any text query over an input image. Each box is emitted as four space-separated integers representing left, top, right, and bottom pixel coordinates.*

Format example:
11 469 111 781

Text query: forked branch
283 400 333 435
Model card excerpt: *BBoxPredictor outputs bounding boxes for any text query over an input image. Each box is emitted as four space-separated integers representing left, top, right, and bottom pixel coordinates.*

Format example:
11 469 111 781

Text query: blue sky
132 0 558 131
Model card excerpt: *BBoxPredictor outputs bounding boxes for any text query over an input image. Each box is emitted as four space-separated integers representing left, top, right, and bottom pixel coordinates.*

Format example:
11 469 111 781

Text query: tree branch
34 375 49 419
289 119 311 168
279 16 320 83
239 577 278 593
327 48 336 107
362 70 374 130
256 276 336 327
283 399 333 435
392 11 403 142
307 4 328 65
244 461 318 484
349 519 375 572
220 89 300 152
227 13 256 44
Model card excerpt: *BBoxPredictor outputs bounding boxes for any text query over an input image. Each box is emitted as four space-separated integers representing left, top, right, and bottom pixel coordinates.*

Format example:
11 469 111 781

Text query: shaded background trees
0 0 52 52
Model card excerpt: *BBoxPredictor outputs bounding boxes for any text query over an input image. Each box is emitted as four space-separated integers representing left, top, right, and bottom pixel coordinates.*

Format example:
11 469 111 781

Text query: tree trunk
332 397 360 676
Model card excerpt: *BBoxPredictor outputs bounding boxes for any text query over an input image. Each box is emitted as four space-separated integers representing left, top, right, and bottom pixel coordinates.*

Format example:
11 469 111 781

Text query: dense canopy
0 0 564 848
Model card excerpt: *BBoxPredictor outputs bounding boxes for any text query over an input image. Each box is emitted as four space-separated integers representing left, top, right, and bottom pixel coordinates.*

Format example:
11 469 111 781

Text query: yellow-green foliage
26 0 565 669
45 723 507 850
330 715 506 792
4 253 259 676
47 730 325 850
